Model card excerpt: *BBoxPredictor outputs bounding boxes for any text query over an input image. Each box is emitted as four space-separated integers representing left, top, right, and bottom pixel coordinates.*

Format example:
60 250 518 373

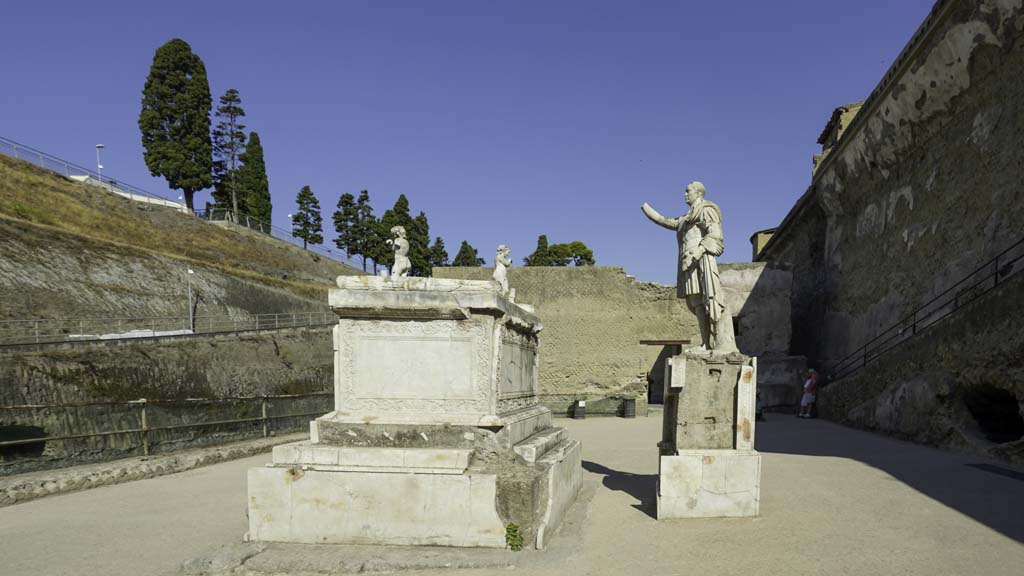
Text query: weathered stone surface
657 450 761 518
513 427 568 464
0 328 332 475
435 265 792 413
820 270 1024 465
534 439 582 549
757 0 1024 458
248 278 581 550
0 432 307 507
271 443 472 474
247 467 507 547
662 352 750 451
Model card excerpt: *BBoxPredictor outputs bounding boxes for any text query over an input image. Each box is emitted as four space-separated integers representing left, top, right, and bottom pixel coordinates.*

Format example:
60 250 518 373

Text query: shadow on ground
581 460 657 519
756 415 1024 543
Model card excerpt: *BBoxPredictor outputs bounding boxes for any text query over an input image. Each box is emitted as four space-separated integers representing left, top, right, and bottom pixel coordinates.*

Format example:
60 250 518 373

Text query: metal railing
0 135 371 271
827 236 1024 382
0 392 332 458
0 136 184 208
194 207 372 271
0 311 335 346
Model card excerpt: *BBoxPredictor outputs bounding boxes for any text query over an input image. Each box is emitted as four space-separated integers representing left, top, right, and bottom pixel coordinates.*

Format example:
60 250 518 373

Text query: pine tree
353 190 384 273
139 38 212 212
237 132 271 227
333 193 359 258
291 185 323 249
523 235 551 266
211 88 246 219
429 237 449 268
524 235 595 266
452 240 485 266
410 212 432 276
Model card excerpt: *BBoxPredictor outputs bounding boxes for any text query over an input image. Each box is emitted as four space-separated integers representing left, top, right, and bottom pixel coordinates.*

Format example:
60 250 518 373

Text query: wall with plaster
758 0 1024 459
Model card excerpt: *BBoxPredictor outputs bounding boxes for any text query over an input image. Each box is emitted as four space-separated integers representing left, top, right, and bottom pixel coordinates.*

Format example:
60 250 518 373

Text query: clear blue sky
1 0 935 284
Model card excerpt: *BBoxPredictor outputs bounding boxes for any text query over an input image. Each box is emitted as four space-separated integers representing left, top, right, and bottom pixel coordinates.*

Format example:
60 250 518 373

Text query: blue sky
1 1 935 283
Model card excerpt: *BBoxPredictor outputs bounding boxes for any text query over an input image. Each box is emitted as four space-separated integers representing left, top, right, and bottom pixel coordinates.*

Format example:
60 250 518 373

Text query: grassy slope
0 155 361 300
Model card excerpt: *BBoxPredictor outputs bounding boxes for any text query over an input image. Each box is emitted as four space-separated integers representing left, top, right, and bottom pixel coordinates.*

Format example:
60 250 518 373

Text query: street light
186 269 195 332
95 144 104 184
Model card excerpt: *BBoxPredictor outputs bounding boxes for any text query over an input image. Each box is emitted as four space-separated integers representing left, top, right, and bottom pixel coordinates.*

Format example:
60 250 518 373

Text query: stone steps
512 427 568 464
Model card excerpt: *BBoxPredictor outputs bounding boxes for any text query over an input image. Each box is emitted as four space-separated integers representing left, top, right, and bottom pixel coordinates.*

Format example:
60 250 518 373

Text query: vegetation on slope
0 154 361 301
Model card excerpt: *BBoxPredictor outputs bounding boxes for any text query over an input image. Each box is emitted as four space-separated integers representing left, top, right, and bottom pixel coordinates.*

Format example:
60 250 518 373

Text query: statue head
390 225 406 239
684 181 706 206
497 244 509 257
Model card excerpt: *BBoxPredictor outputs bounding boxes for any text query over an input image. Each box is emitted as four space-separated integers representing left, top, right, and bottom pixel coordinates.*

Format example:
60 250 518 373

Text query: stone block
657 450 761 518
247 467 507 547
534 439 583 549
271 443 472 474
513 427 568 464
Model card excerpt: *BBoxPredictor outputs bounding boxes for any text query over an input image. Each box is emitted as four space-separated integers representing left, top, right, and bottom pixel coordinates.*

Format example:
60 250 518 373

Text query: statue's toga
642 181 737 353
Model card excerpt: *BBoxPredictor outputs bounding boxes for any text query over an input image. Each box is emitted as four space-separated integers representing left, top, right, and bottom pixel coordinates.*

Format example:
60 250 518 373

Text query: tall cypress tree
333 192 359 258
237 132 271 227
410 212 432 276
429 237 449 269
139 38 212 212
292 185 323 249
353 190 383 273
523 235 551 266
452 241 485 266
211 88 246 219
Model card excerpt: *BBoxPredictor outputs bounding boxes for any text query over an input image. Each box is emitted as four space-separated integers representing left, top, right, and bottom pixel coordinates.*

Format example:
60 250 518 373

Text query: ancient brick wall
435 265 796 415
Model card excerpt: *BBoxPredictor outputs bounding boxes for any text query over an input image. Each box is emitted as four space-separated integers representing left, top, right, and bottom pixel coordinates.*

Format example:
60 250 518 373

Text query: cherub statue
386 225 411 278
493 244 512 294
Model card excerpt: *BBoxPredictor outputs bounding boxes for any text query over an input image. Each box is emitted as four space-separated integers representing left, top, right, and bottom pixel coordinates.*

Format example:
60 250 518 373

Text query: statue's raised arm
641 202 680 230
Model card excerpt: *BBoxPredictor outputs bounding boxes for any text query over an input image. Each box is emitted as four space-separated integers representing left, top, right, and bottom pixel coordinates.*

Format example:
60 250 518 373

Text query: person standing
799 369 819 418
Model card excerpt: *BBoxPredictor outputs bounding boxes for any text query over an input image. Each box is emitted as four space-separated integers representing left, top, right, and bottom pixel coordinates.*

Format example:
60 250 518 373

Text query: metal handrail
0 311 336 346
827 235 1024 382
0 393 332 456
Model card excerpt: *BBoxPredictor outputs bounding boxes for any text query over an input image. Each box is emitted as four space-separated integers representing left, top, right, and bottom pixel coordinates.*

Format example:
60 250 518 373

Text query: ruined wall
435 265 797 414
819 271 1024 466
758 0 1024 456
0 326 333 474
817 0 1022 364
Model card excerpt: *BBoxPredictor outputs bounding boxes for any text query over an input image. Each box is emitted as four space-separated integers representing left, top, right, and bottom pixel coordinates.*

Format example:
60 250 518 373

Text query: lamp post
186 269 195 332
95 144 104 184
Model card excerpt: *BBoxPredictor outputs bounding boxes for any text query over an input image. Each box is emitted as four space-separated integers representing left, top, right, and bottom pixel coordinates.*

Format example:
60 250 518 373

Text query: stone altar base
657 351 761 519
247 277 582 549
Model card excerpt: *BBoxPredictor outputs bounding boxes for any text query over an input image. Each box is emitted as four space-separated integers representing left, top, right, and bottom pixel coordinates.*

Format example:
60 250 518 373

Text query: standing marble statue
493 245 511 295
642 181 737 353
386 225 411 278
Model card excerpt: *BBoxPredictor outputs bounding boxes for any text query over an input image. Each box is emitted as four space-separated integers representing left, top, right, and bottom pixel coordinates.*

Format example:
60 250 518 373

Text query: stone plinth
657 351 760 519
247 277 581 549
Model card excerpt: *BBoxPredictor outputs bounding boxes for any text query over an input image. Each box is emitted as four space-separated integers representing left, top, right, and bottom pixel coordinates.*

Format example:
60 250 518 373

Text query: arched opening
962 386 1024 444
0 425 47 460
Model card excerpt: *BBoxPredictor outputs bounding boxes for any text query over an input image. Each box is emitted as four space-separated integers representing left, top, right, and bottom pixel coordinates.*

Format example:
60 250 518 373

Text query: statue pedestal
246 277 581 549
657 351 761 518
